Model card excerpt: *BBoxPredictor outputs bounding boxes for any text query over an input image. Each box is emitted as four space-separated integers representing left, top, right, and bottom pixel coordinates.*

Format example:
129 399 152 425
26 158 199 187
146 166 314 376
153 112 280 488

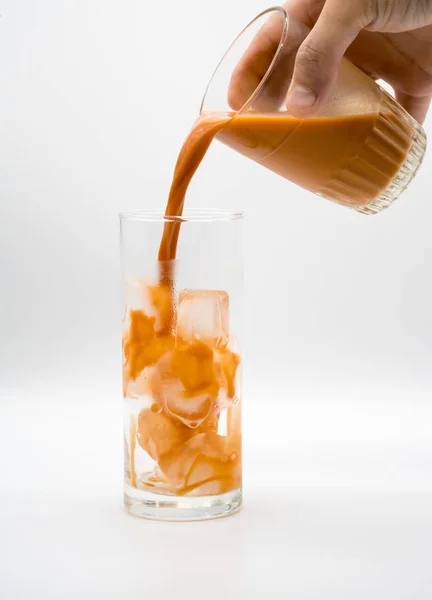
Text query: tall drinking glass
120 209 243 520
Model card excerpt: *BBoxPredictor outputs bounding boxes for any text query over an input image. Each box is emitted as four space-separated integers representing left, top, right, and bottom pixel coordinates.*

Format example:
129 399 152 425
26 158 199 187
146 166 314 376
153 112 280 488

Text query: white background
1 1 432 598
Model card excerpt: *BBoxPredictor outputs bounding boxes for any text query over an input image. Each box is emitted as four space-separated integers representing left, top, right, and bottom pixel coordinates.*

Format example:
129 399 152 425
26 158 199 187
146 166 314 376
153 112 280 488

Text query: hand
232 0 432 124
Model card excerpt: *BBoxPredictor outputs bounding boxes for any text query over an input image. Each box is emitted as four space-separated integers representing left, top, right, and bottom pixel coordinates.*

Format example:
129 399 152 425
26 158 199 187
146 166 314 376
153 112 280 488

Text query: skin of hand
231 0 432 124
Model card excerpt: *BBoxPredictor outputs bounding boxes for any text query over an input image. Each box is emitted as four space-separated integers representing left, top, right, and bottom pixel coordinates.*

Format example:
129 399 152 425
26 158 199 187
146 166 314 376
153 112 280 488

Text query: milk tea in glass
121 210 243 520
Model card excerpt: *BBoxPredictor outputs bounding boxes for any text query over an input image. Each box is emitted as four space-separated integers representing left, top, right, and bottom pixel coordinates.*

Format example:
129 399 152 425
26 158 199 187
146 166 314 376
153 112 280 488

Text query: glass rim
200 6 289 114
119 208 244 223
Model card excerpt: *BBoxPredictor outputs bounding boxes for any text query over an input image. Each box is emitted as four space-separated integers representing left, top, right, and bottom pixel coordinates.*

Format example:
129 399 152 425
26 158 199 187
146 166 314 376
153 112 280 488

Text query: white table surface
2 386 432 599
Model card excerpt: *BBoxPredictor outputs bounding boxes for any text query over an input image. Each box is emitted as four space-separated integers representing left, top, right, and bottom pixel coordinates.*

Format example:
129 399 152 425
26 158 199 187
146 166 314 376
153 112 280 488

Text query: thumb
286 0 368 116
395 91 431 125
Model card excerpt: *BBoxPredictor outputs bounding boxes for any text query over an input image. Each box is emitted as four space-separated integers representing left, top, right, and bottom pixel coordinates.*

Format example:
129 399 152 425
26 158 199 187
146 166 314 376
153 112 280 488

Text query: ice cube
215 349 240 399
137 406 188 461
123 366 154 400
150 347 220 428
123 310 174 382
176 289 229 349
139 469 171 494
186 478 234 496
158 432 241 494
125 280 172 334
194 410 220 434
171 340 218 390
151 368 217 428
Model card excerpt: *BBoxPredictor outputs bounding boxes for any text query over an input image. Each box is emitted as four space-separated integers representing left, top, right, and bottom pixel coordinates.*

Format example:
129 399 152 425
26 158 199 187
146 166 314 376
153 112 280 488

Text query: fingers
227 0 325 110
228 10 287 110
286 0 368 116
395 91 432 125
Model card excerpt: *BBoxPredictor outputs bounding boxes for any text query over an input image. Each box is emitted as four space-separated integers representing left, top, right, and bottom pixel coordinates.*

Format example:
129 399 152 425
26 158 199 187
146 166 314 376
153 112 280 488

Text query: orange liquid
219 111 412 207
158 114 231 265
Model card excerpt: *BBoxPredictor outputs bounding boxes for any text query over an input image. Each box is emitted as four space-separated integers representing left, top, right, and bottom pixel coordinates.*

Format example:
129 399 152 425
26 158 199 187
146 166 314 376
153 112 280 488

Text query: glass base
355 91 427 216
356 120 427 215
124 484 242 521
319 89 427 215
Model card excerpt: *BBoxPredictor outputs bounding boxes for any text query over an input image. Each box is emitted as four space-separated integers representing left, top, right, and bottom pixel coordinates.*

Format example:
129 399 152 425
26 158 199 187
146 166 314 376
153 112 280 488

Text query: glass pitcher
201 6 427 214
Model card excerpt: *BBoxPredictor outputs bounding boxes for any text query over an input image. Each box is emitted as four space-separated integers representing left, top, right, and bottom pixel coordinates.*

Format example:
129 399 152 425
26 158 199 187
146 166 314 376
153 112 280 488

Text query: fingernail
288 85 317 108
